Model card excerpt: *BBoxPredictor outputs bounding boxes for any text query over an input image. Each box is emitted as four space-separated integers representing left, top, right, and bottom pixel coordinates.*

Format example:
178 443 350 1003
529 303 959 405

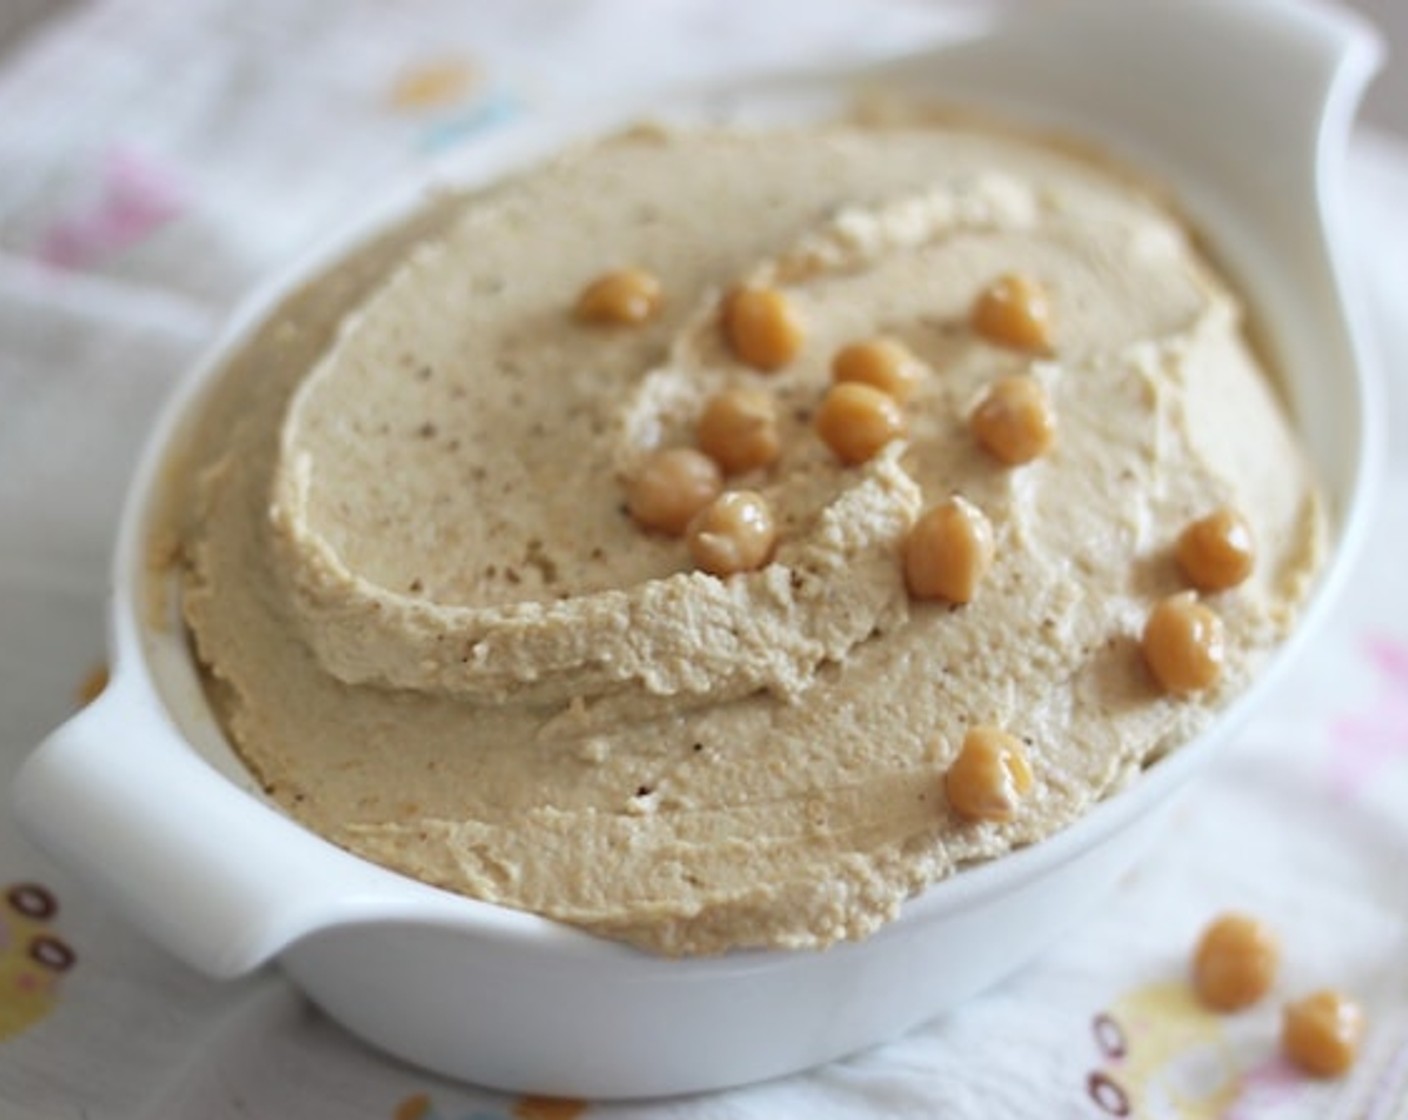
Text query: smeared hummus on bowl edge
180 119 1323 955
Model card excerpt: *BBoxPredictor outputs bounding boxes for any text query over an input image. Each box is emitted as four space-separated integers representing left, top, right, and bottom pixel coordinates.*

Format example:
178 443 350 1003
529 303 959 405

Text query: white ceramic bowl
12 0 1383 1099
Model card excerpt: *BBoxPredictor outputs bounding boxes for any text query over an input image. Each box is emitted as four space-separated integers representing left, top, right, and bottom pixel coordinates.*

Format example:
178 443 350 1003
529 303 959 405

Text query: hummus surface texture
180 121 1324 955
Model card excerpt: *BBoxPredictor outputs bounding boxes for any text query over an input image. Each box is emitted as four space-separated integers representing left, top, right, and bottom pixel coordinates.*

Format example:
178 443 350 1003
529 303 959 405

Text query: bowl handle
11 679 401 978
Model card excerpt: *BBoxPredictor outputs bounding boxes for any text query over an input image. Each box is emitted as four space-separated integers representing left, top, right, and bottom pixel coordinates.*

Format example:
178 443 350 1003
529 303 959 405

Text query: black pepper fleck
526 539 559 584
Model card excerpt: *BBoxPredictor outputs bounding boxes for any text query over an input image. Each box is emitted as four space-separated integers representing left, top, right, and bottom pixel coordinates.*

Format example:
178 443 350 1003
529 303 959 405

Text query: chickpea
903 496 995 604
831 337 924 402
1142 592 1225 695
626 448 722 536
945 726 1034 822
687 491 777 576
815 382 907 466
1192 913 1280 1011
971 374 1056 465
971 273 1054 353
574 267 663 325
697 387 781 474
1177 507 1255 592
1282 990 1365 1078
722 285 805 371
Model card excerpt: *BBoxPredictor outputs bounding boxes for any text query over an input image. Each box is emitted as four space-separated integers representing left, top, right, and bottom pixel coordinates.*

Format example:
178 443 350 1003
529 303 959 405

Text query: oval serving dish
12 0 1383 1098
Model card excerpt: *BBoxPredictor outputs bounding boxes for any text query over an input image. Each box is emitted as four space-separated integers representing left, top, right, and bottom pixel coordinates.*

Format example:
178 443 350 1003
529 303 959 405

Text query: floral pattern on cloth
384 55 522 154
1084 983 1357 1119
389 57 482 111
1328 636 1408 801
0 885 74 1043
394 1094 588 1120
36 146 187 271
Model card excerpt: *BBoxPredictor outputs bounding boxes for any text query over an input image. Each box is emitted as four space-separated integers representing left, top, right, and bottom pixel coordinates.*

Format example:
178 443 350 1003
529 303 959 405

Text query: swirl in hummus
179 120 1323 954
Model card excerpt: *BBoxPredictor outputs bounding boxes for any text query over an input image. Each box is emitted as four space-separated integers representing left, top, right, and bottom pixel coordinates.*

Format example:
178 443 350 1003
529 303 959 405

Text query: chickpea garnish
697 387 781 474
945 726 1034 822
831 337 924 402
574 267 664 325
722 285 805 371
815 382 906 466
626 447 723 536
1142 592 1225 695
971 273 1054 352
971 374 1056 465
1282 990 1365 1078
1177 507 1255 592
902 496 995 604
687 491 777 576
1192 913 1280 1011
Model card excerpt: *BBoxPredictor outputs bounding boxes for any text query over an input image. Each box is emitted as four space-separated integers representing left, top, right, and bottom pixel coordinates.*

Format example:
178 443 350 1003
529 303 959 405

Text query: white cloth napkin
1 2 1405 1117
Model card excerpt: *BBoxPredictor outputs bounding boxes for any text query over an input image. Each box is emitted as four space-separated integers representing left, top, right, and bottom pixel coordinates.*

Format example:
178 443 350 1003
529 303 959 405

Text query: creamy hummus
179 121 1323 954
